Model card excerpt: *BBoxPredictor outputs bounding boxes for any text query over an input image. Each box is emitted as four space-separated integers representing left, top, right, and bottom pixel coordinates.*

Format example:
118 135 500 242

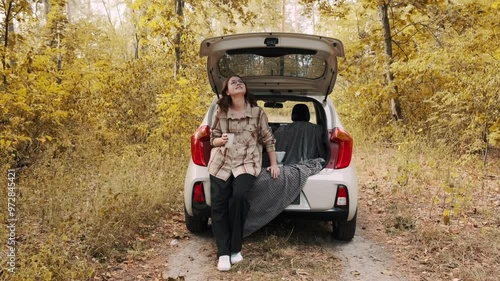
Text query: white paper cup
225 133 235 148
275 151 286 163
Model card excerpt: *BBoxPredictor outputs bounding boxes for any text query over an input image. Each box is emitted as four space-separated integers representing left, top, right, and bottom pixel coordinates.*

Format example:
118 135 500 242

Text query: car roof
200 32 345 99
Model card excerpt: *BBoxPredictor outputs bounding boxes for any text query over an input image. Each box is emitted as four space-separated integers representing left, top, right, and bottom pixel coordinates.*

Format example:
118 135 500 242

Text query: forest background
0 0 499 280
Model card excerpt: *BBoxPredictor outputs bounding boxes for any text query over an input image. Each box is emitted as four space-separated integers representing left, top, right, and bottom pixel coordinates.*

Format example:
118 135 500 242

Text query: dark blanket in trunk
273 121 326 165
243 158 325 237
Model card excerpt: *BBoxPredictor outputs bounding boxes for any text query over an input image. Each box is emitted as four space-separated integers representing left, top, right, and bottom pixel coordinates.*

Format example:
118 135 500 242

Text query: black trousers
210 173 255 257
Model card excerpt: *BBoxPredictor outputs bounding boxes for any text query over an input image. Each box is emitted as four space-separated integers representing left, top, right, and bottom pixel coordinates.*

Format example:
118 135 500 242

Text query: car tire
184 207 209 233
332 210 357 241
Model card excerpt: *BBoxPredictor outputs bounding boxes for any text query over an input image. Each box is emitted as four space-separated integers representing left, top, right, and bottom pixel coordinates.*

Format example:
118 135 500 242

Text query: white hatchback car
184 32 358 241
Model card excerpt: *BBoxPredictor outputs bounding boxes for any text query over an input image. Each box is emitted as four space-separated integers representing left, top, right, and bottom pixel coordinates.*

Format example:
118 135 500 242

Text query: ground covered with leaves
354 143 500 281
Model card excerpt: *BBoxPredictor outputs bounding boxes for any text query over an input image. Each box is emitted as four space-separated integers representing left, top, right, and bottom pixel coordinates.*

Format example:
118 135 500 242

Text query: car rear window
218 50 326 79
258 101 318 125
209 100 318 124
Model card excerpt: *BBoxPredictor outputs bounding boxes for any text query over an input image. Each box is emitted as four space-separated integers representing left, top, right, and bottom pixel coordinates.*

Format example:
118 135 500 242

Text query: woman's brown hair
217 75 257 112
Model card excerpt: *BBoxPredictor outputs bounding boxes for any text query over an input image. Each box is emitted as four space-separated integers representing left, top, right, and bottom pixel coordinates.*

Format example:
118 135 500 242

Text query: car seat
291 104 310 122
274 104 326 165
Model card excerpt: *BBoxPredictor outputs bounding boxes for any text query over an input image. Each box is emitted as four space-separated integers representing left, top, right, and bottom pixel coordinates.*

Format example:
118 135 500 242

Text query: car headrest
291 104 310 122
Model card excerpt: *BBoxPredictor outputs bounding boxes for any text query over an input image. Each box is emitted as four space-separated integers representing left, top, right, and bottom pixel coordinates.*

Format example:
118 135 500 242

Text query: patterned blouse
208 103 276 181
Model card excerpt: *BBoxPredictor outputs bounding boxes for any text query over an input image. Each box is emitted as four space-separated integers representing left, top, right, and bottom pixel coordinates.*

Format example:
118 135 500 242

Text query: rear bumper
184 160 211 216
185 161 358 221
298 166 358 221
282 208 349 221
191 204 349 222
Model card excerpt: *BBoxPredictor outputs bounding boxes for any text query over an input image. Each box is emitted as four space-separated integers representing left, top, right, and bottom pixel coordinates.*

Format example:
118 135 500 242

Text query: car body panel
185 159 358 221
184 159 211 216
299 166 358 220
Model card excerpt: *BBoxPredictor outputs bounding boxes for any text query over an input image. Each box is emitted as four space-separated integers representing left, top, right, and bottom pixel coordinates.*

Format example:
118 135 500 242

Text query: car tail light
191 125 211 166
335 185 349 208
327 127 353 169
193 182 205 204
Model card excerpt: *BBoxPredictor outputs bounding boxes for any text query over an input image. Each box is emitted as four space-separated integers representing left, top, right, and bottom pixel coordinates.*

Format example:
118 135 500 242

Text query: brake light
193 182 205 203
335 185 348 207
191 125 211 166
327 127 353 169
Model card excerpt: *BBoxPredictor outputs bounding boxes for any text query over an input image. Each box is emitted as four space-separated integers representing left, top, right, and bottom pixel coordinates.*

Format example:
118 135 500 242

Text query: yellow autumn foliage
0 0 498 280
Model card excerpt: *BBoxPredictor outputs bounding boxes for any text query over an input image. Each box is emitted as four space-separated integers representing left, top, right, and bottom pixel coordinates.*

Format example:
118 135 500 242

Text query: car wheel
184 207 209 233
332 210 357 241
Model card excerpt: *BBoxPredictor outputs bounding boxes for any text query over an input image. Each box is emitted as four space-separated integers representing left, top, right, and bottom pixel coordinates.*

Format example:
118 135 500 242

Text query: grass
353 128 500 281
0 135 188 281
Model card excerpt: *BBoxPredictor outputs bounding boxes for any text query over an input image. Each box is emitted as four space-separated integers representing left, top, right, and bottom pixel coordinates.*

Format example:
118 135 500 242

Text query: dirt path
97 215 413 281
160 221 409 281
334 229 408 281
163 232 215 280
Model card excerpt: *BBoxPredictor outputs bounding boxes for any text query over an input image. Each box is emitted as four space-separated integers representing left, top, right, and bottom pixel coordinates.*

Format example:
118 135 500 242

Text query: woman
208 75 280 271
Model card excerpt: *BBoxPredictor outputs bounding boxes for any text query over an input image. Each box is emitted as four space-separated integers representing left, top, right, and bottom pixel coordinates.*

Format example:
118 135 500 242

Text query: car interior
204 96 330 168
259 98 329 167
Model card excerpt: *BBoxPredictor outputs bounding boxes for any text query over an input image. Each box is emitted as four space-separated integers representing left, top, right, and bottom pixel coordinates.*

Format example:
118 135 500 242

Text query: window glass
219 53 326 79
258 101 317 124
208 101 317 127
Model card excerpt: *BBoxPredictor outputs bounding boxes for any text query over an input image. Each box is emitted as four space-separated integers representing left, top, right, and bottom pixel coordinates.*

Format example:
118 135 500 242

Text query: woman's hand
216 133 228 147
266 151 280 179
267 164 280 179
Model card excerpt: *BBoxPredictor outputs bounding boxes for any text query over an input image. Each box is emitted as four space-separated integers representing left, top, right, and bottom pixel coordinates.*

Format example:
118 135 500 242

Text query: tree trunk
174 0 184 78
2 0 13 86
134 33 139 59
44 0 66 84
281 0 286 32
311 1 315 34
56 25 62 84
44 0 50 16
379 2 402 120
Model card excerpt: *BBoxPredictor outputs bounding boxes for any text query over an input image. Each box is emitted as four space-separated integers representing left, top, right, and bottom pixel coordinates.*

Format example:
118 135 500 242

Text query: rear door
200 32 345 99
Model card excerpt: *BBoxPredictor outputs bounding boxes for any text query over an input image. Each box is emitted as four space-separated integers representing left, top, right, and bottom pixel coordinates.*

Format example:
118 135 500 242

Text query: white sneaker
230 252 243 264
217 255 231 271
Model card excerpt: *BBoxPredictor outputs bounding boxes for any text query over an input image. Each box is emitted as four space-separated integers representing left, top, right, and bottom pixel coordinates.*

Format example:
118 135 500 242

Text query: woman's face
226 76 246 97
